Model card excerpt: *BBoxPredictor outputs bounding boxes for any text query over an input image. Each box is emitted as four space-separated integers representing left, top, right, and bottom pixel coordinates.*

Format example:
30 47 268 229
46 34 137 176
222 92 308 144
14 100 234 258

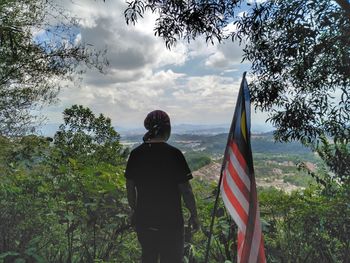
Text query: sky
41 0 273 134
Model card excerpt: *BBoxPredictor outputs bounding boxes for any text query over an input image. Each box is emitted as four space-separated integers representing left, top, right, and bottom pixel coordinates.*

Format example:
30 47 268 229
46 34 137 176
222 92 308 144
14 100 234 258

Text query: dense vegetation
0 106 135 262
0 106 349 262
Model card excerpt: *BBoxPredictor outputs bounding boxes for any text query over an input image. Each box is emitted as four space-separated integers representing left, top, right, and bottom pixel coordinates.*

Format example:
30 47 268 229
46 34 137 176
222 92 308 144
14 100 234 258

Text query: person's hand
189 214 200 233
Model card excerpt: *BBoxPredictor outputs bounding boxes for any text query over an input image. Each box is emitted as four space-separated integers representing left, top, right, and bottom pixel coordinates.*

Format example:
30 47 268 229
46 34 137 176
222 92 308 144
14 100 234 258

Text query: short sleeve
125 151 136 180
175 150 193 184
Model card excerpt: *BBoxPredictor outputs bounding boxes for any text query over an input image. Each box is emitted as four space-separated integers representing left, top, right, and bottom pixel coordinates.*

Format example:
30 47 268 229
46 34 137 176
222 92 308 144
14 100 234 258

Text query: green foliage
0 106 136 262
1 131 349 262
124 0 349 148
314 136 350 183
184 179 350 263
235 1 349 145
0 136 58 262
184 151 211 171
54 104 128 166
124 0 242 48
282 174 314 187
124 0 350 49
259 186 350 262
182 179 237 262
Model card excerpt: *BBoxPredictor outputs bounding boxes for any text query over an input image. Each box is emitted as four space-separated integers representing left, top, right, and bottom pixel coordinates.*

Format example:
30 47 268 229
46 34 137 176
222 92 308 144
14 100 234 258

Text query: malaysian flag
220 72 266 263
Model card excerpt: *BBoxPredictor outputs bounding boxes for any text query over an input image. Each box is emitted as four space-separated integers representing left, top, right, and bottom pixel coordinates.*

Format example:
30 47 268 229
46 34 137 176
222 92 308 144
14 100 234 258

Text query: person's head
143 110 171 142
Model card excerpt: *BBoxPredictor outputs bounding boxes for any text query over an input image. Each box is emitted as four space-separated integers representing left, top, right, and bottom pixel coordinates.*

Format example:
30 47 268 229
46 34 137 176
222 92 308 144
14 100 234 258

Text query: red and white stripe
221 140 266 263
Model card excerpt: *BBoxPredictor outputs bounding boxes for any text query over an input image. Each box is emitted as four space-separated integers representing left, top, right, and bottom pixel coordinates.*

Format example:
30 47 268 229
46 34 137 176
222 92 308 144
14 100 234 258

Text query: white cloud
247 0 267 4
42 0 271 132
58 0 189 84
205 39 245 69
186 37 218 58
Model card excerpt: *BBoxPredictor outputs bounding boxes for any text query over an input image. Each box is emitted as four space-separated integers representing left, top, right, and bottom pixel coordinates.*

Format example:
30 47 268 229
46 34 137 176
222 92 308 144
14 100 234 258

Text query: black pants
136 226 184 263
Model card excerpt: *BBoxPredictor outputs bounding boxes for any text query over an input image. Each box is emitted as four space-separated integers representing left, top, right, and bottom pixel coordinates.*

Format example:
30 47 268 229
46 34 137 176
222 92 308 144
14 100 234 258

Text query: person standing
125 110 199 263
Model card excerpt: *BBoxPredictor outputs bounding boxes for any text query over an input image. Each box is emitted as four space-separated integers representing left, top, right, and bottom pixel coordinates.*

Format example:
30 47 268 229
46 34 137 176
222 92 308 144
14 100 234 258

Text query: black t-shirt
125 142 192 229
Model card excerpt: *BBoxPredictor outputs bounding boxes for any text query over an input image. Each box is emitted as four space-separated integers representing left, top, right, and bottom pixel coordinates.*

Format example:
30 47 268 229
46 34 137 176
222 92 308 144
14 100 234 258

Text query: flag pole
204 72 247 263
203 156 227 263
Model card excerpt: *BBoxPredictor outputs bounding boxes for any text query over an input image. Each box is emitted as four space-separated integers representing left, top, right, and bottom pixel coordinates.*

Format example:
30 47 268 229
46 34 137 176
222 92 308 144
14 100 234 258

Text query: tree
234 0 350 181
234 1 349 143
51 105 130 262
53 104 128 165
124 0 242 48
124 0 349 144
124 0 350 46
0 135 57 262
0 0 107 137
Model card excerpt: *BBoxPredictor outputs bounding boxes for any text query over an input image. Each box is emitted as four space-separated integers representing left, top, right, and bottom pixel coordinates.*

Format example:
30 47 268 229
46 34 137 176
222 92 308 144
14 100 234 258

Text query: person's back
127 142 191 229
125 110 199 263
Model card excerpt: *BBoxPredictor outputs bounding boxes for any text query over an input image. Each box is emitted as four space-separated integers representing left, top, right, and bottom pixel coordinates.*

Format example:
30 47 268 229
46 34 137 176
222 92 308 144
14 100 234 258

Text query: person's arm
126 179 137 211
179 181 200 231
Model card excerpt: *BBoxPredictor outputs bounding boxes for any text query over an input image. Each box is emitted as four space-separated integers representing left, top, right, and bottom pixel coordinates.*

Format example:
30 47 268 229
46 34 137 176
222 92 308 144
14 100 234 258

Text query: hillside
193 162 303 193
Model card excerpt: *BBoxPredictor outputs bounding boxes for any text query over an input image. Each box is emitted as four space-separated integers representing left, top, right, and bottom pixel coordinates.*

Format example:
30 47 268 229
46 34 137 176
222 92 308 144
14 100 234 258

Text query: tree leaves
235 1 349 145
125 0 242 47
0 1 107 136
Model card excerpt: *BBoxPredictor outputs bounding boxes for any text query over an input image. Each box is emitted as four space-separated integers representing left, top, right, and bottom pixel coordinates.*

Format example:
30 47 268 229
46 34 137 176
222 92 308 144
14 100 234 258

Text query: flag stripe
259 236 266 263
241 184 258 263
230 141 248 173
225 167 249 214
228 147 251 190
222 173 248 223
227 160 250 201
221 182 246 232
238 230 245 263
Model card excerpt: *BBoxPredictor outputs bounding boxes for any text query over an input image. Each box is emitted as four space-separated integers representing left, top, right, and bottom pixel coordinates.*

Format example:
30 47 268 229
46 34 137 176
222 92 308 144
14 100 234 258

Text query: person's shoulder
164 143 183 155
130 143 147 155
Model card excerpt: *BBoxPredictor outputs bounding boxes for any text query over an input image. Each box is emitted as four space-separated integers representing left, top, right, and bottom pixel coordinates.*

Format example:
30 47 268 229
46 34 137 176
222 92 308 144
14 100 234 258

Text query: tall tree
54 104 127 165
235 0 350 182
234 1 349 143
0 0 106 136
52 105 129 262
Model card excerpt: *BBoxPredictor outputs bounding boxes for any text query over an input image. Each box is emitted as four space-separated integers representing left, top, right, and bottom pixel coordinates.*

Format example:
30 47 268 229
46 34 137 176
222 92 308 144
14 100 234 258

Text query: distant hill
118 124 230 136
122 132 312 156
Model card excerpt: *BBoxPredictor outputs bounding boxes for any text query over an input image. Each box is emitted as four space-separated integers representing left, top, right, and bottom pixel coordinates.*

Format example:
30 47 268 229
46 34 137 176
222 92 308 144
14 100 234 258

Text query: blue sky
41 0 273 134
